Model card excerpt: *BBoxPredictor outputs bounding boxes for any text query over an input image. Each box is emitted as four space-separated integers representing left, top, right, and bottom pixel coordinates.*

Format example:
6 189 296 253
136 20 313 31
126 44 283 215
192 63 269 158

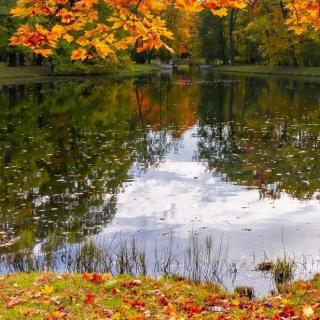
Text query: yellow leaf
41 285 54 296
302 305 314 317
102 273 113 281
94 41 113 58
63 33 74 43
211 8 228 17
34 49 53 57
10 36 21 46
71 48 88 61
51 25 65 38
10 7 29 17
76 37 90 46
231 299 240 306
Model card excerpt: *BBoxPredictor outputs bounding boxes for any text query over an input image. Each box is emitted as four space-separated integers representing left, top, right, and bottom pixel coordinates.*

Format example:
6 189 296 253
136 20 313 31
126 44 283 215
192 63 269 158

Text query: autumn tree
0 0 28 66
232 0 320 66
241 0 299 65
6 0 320 62
286 0 320 34
8 0 247 60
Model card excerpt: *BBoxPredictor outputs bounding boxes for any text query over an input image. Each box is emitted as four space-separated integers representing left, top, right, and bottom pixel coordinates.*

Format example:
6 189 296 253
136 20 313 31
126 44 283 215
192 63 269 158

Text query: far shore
1 63 320 85
0 63 161 85
210 64 320 77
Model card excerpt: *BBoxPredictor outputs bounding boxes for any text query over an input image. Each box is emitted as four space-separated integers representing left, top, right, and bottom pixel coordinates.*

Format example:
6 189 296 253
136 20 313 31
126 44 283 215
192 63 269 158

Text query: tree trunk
219 18 227 64
18 53 25 66
147 49 154 64
229 9 236 64
278 0 287 18
33 54 43 66
8 52 17 67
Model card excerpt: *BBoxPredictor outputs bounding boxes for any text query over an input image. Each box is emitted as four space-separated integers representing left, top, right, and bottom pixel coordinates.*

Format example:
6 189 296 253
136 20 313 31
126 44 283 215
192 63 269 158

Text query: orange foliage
286 0 320 34
9 0 247 59
9 0 320 60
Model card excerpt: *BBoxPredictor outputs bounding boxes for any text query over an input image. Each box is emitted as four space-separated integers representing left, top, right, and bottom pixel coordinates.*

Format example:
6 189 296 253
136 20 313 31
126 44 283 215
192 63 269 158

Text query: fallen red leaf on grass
279 305 296 317
181 302 203 315
122 280 141 289
206 295 217 305
81 273 110 285
159 294 169 306
7 296 20 308
112 288 119 296
81 273 91 280
91 273 103 284
83 293 95 305
131 300 145 308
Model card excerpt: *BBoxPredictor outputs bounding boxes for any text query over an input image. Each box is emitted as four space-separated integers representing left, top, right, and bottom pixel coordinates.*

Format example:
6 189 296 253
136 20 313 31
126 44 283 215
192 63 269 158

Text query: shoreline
2 64 320 85
0 64 161 85
210 65 320 77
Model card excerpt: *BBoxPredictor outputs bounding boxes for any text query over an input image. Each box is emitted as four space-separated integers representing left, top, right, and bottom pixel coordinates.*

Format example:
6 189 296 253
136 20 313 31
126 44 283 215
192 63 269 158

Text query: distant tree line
197 1 320 66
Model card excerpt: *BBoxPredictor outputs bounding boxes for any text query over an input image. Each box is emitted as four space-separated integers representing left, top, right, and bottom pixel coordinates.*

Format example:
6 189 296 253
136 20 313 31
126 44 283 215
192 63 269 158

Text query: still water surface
1 71 320 294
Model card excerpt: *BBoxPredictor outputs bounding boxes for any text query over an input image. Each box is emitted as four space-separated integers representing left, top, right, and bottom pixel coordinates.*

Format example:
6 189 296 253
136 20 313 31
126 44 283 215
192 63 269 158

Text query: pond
0 70 320 296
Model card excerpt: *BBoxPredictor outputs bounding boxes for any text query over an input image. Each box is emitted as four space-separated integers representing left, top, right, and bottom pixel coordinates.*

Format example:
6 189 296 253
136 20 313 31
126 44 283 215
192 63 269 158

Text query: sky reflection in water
107 127 320 294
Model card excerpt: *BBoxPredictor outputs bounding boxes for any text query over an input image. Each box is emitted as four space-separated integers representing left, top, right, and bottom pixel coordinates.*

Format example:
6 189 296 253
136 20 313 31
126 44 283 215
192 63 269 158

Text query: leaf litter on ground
0 272 320 319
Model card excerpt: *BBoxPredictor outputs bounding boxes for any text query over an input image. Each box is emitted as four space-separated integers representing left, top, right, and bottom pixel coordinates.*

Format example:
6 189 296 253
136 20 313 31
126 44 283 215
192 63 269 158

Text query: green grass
131 63 161 73
211 64 320 77
0 64 52 83
0 63 160 85
1 272 320 319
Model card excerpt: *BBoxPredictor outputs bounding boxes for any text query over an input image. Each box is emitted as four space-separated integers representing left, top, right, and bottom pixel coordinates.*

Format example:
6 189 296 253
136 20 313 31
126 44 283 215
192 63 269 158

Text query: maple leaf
71 48 88 61
131 300 145 309
181 302 203 315
102 273 112 281
112 313 121 319
7 296 20 308
302 305 314 317
83 293 96 305
159 294 169 306
81 272 91 280
34 49 53 57
41 285 54 296
211 8 228 17
127 313 146 320
91 273 102 284
279 305 296 318
122 280 142 289
44 310 65 320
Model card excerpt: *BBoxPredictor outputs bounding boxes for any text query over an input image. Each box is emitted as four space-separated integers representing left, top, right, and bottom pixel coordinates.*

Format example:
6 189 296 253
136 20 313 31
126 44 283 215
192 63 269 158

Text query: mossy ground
0 273 320 319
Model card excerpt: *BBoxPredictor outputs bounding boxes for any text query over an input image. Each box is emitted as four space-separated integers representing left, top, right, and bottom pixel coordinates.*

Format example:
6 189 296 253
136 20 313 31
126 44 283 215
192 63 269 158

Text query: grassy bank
211 65 320 77
0 63 161 85
0 65 52 83
0 273 319 319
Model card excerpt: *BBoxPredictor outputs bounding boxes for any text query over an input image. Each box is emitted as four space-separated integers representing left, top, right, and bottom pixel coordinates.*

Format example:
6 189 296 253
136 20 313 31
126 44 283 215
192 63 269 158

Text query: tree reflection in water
0 71 319 256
